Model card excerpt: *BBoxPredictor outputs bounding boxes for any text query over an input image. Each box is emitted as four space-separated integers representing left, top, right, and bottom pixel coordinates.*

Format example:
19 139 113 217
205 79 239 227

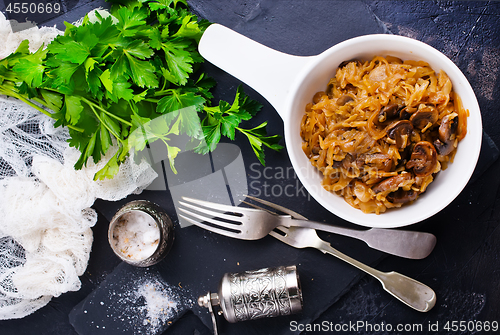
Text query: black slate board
69 263 192 334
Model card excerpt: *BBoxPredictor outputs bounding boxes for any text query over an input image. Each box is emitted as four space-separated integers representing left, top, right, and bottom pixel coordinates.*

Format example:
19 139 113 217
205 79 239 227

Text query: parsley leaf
161 38 194 85
238 122 283 165
64 95 84 125
113 6 149 36
12 47 47 87
197 85 282 162
48 36 91 65
123 40 154 59
126 53 159 88
157 89 205 114
107 76 135 102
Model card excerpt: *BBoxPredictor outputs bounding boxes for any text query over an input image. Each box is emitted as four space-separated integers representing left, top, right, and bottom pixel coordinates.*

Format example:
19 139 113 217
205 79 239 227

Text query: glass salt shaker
108 200 174 267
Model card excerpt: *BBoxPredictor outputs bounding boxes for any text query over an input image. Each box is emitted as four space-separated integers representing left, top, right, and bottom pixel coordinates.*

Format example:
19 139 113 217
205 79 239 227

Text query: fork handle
317 241 436 312
283 218 436 259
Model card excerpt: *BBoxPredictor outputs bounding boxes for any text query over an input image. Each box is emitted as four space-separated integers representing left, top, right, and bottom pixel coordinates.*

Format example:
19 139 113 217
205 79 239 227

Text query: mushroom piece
339 154 363 177
399 106 412 120
312 91 326 104
336 95 354 106
363 153 393 172
406 141 438 177
311 144 321 155
395 144 414 170
410 105 438 130
374 103 400 126
434 114 458 156
372 172 412 194
338 59 362 68
386 120 413 149
386 189 418 204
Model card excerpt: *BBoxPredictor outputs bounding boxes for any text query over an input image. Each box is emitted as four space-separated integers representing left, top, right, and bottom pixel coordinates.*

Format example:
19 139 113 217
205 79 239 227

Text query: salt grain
112 211 160 260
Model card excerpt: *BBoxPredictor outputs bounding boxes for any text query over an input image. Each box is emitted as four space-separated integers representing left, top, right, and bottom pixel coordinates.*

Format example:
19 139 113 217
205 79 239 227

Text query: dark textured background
0 1 499 334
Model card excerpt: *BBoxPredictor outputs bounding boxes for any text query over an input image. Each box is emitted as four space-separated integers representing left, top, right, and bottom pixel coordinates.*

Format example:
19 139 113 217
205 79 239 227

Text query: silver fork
178 196 436 259
249 197 436 312
269 226 436 312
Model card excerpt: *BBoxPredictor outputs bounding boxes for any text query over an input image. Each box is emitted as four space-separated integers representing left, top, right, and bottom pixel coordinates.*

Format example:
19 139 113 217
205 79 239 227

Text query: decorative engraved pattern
227 266 293 322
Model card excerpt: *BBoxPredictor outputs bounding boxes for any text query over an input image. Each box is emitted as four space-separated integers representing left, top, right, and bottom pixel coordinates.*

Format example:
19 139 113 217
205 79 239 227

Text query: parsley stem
0 87 85 133
0 82 85 132
153 89 173 97
0 87 52 118
101 49 114 61
160 78 167 92
31 96 55 110
80 97 133 127
85 100 124 143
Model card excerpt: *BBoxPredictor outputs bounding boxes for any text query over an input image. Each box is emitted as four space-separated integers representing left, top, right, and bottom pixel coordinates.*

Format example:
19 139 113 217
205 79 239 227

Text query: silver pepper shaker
198 265 303 334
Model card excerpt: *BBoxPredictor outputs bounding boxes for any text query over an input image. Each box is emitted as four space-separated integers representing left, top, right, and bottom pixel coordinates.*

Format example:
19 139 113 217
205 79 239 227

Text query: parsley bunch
0 0 282 179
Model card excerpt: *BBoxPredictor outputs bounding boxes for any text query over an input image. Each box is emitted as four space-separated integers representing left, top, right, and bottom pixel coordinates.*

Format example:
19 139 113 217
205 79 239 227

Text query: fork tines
178 197 254 237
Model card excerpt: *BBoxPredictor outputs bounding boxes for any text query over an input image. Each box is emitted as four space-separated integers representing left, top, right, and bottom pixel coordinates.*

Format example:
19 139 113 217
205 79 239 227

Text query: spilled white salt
112 211 160 260
138 280 179 329
94 273 192 334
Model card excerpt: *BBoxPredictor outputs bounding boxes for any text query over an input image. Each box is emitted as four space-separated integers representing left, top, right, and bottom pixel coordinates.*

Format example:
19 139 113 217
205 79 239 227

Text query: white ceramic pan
199 24 483 228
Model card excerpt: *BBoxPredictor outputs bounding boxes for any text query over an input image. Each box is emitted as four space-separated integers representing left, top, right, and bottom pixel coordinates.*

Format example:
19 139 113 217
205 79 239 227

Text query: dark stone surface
0 1 499 335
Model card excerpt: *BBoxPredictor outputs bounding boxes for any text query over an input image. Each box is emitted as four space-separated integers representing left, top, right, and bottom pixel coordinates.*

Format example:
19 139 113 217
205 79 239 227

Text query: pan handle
198 24 313 119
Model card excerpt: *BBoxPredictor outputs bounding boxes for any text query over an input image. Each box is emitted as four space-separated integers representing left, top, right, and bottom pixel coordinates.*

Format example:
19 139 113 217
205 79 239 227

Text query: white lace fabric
0 13 158 319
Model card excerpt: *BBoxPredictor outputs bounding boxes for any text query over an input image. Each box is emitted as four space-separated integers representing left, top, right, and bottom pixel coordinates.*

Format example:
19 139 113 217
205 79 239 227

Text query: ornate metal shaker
198 265 303 334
